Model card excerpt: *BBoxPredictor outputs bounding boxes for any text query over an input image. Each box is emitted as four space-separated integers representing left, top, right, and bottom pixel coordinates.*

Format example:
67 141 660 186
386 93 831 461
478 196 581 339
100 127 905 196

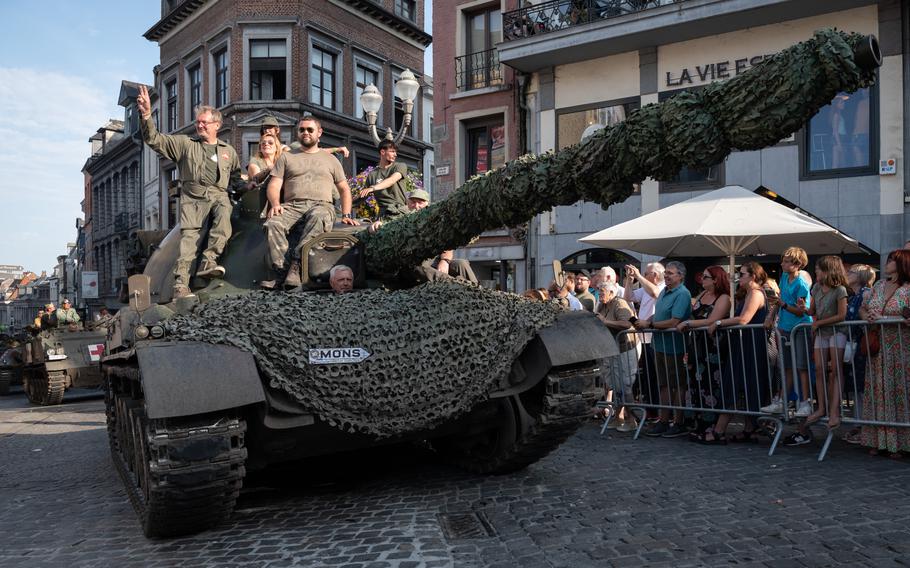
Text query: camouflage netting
164 281 564 437
360 29 878 277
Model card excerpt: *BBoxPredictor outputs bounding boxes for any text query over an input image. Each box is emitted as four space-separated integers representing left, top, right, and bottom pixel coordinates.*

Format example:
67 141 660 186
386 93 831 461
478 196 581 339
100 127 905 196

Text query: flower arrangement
348 166 425 221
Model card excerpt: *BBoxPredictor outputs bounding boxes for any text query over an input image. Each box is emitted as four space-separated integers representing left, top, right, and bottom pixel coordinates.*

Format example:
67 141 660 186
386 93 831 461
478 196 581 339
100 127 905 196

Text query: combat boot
260 266 287 290
172 284 192 299
283 259 302 289
197 259 226 278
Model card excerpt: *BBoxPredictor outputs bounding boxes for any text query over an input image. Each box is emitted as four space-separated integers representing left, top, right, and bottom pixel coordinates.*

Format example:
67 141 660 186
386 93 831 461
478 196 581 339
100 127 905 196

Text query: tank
0 337 27 395
22 323 107 405
101 30 881 538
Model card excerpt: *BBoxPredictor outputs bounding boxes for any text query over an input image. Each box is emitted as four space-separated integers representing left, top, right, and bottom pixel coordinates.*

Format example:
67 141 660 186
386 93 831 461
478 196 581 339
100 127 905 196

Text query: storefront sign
880 158 897 175
665 53 775 87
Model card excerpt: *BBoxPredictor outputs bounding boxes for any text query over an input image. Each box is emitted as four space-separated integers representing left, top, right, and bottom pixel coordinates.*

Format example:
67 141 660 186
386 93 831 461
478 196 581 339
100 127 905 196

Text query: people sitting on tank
261 115 360 291
369 189 478 284
137 85 253 299
56 299 81 325
33 309 45 330
329 265 355 294
359 140 409 219
259 114 349 162
41 304 58 329
0 340 23 367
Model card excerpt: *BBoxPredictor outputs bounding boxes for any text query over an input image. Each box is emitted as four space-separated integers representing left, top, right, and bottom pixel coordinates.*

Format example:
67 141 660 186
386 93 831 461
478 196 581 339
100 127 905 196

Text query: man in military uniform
369 189 478 284
137 84 249 299
41 304 58 329
261 115 359 290
359 140 409 219
56 299 81 324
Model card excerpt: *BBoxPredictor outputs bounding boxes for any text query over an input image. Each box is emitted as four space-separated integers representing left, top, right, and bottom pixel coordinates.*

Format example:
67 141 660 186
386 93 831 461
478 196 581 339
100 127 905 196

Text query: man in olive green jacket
137 85 249 298
56 299 81 324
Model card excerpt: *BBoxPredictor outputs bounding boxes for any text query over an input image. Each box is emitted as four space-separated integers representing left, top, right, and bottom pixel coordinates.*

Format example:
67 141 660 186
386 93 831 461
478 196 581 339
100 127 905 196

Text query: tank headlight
149 325 165 339
55 347 66 356
135 325 150 339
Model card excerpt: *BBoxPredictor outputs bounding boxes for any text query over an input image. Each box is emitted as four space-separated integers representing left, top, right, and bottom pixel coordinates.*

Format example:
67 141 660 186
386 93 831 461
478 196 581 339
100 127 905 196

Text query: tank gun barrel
360 30 880 276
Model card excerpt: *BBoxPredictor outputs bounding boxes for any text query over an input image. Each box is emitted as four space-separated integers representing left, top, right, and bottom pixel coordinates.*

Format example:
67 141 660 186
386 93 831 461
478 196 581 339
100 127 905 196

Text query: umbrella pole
729 253 736 317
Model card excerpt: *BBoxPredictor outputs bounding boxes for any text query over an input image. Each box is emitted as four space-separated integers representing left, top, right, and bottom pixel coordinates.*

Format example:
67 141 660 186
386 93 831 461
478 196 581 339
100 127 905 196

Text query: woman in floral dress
860 249 910 457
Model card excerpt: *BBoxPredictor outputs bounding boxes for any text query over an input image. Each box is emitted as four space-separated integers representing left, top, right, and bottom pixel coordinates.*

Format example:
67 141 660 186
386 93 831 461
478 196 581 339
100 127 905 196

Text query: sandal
692 428 727 445
729 431 759 444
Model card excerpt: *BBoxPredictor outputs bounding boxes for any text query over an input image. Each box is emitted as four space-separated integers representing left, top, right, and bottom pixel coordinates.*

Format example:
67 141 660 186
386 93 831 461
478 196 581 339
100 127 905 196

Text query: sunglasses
196 119 218 126
298 127 317 133
702 274 713 280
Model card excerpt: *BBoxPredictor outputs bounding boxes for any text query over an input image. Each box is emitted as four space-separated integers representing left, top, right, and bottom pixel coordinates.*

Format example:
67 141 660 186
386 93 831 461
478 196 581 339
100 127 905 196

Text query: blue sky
0 1 433 274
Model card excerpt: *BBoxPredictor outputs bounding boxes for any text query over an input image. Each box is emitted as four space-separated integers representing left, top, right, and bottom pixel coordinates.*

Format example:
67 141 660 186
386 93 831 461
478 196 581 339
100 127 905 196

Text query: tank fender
503 310 619 394
135 341 265 419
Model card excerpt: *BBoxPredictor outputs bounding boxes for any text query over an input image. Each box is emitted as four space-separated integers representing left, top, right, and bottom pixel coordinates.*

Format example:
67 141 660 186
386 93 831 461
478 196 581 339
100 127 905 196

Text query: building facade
494 0 907 286
433 0 527 291
143 0 431 208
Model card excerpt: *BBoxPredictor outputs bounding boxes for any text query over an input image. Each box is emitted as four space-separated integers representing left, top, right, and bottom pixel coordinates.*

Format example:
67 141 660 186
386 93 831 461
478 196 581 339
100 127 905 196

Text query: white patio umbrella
579 185 868 314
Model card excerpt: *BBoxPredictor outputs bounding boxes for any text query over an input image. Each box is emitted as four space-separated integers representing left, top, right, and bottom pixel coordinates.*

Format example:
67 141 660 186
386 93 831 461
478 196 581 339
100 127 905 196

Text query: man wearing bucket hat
369 188 477 283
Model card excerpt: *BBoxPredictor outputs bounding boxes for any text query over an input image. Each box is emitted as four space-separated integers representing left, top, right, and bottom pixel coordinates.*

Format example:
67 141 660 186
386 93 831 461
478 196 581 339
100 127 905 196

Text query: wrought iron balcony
455 48 504 92
503 0 686 41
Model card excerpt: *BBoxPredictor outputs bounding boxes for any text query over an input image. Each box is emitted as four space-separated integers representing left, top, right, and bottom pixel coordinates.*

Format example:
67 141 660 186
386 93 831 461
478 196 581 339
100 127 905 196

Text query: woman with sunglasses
693 262 769 444
247 133 284 184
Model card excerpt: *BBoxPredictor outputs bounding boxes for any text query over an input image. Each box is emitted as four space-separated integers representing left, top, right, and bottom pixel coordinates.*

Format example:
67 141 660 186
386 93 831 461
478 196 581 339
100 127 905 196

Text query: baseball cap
408 189 430 202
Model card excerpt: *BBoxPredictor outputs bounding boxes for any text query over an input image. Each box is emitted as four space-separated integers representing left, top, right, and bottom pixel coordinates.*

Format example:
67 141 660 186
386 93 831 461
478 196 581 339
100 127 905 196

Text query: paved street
1 390 909 568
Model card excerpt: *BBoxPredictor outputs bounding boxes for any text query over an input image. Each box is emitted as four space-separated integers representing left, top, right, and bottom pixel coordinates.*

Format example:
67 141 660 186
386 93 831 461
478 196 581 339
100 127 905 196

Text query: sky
0 1 433 275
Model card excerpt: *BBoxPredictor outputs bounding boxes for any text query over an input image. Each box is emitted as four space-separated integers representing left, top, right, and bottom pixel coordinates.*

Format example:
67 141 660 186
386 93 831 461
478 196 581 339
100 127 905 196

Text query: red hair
887 250 910 285
705 265 731 297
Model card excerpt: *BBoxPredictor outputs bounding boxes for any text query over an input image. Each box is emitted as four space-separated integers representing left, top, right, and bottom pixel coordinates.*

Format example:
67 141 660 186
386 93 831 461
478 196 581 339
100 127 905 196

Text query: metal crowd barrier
788 318 910 461
599 325 788 456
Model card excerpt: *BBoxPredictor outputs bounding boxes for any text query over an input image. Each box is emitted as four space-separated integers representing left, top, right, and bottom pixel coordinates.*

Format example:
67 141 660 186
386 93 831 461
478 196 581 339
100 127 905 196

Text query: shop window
803 87 876 177
557 99 639 150
658 88 724 191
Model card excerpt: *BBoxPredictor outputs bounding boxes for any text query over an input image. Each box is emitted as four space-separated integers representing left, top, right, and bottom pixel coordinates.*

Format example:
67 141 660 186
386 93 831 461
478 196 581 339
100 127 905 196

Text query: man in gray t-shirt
261 116 359 289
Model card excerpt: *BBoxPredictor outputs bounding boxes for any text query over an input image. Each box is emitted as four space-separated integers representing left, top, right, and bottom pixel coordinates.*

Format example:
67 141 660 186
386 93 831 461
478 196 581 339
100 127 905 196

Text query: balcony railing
455 48 504 91
503 0 686 41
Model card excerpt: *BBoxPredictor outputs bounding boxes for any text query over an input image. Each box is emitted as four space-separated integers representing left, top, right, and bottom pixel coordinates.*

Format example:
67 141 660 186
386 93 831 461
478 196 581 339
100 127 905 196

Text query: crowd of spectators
526 245 910 458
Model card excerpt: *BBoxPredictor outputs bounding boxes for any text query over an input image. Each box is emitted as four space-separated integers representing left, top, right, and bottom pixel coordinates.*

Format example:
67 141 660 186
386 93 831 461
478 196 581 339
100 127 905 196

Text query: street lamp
360 69 421 145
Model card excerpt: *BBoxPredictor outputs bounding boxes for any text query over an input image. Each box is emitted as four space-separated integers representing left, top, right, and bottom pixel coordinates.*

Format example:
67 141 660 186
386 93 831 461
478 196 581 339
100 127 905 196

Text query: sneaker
794 400 813 417
761 397 783 414
644 422 670 437
616 417 639 433
197 260 226 278
783 431 813 446
661 423 688 438
843 429 862 445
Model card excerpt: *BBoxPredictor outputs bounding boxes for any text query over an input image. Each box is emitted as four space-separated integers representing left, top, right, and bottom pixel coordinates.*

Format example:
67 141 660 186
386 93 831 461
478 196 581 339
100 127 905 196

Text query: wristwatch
342 213 354 219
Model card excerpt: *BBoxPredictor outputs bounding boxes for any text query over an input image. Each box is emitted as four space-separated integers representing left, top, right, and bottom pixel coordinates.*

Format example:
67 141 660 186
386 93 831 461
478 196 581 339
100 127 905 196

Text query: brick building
143 0 432 216
433 0 526 291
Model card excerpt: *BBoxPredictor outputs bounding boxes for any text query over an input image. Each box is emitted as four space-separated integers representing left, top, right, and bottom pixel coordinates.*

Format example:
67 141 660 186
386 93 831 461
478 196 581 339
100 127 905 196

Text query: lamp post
360 69 420 145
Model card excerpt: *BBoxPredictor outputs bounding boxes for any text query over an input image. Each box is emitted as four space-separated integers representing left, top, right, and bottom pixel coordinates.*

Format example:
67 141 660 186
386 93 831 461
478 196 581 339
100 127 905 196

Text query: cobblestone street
1 391 909 568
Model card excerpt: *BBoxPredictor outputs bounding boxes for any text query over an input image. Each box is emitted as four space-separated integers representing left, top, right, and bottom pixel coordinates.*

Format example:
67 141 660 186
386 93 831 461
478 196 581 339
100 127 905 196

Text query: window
167 169 178 228
466 120 505 178
310 46 336 110
355 63 379 120
557 100 639 150
165 78 178 132
461 7 502 91
658 88 724 190
804 88 875 177
249 39 287 100
188 64 202 112
214 49 228 107
394 0 416 21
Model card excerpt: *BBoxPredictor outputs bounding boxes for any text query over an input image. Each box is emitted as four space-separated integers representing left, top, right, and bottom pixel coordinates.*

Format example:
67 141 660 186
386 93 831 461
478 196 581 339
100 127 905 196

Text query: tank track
440 363 602 474
105 364 248 538
25 369 66 405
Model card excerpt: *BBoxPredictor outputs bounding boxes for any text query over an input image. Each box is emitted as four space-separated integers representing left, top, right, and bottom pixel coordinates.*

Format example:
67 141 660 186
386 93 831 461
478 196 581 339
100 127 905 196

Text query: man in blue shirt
634 260 692 437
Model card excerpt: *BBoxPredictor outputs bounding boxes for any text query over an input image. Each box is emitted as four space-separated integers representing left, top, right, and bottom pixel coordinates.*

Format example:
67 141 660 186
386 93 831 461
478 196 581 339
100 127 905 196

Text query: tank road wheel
104 364 248 538
434 363 602 474
24 368 67 406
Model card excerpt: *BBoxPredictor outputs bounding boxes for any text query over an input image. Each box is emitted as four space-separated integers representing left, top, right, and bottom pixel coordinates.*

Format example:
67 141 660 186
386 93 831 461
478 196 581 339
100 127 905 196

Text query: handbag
860 285 898 357
860 329 880 357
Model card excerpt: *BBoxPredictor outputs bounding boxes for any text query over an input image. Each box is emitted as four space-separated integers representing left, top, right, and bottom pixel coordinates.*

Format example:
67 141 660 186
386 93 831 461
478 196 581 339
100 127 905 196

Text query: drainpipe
902 0 909 245
516 71 536 287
